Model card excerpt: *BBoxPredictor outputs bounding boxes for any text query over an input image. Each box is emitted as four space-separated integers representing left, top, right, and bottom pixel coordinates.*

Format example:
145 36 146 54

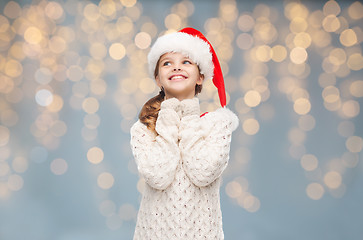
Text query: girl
130 27 239 240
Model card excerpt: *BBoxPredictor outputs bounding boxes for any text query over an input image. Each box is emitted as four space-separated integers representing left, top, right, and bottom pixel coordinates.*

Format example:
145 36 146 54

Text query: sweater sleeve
179 101 239 187
130 99 181 190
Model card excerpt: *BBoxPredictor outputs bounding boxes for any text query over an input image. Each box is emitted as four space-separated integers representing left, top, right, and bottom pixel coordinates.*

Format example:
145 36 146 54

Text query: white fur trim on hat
147 32 214 81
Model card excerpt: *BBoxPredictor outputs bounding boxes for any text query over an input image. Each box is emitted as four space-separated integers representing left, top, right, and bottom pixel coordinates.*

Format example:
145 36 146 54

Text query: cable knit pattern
131 98 239 240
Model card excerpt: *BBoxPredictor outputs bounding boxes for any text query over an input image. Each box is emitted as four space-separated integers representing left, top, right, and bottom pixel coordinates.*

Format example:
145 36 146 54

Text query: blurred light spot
98 172 114 189
0 15 10 33
337 121 355 138
0 182 9 199
225 181 242 198
84 114 101 129
119 203 137 221
350 80 363 97
139 78 156 94
49 36 67 54
236 33 253 50
271 45 287 62
293 98 311 115
67 65 84 82
135 32 151 50
341 100 359 118
324 171 342 189
82 97 99 114
4 59 23 77
90 79 107 96
7 174 23 191
306 182 324 200
323 1 341 16
298 114 315 131
121 103 137 120
45 1 64 20
35 89 54 107
12 156 28 173
238 14 255 32
348 2 363 20
50 158 68 175
24 27 43 44
120 0 137 7
244 90 261 107
244 195 260 212
341 151 359 168
255 45 271 62
116 17 133 34
3 1 22 19
35 67 53 85
312 30 331 48
50 120 67 137
300 154 318 171
347 53 363 71
100 200 116 217
1 109 18 127
0 125 10 147
109 43 126 60
340 29 357 47
83 3 100 21
346 136 363 153
322 86 340 103
87 146 104 164
30 146 48 163
165 14 181 30
288 128 306 145
293 32 311 49
322 15 340 32
81 127 98 141
329 48 346 66
47 94 64 112
137 178 145 194
0 162 10 177
106 214 122 230
99 0 116 16
242 118 259 135
90 42 107 60
290 17 307 33
284 3 309 20
290 47 307 64
289 144 306 159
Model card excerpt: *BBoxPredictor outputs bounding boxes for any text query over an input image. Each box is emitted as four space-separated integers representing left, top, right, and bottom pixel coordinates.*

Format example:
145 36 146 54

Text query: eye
183 60 192 64
162 61 171 66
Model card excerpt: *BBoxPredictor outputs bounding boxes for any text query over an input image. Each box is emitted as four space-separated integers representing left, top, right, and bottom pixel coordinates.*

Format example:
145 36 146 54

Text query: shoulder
202 107 239 132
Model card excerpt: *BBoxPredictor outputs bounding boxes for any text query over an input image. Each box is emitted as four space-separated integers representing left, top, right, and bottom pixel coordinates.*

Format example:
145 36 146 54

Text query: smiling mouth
169 75 187 81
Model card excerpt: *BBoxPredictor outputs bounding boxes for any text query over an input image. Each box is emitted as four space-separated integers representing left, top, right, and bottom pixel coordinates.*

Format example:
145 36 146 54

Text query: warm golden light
293 98 311 115
324 171 342 189
340 29 357 47
290 47 307 64
87 146 104 164
242 118 259 135
306 182 324 200
300 154 318 171
97 172 114 190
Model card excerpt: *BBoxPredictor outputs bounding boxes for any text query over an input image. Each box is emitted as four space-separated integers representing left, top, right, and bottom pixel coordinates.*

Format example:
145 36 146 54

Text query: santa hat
147 27 226 107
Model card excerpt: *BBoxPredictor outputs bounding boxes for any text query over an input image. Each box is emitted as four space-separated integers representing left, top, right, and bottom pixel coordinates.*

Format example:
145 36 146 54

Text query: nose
173 67 181 71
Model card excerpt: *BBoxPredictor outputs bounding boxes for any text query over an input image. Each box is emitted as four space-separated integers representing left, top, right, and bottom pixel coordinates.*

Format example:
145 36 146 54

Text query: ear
196 74 204 85
155 75 162 88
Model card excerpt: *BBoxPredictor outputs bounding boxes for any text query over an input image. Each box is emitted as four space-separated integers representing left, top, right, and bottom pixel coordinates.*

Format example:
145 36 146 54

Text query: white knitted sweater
130 98 239 240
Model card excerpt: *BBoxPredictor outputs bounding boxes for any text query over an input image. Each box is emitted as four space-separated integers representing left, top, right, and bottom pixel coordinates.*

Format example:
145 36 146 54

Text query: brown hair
139 59 203 134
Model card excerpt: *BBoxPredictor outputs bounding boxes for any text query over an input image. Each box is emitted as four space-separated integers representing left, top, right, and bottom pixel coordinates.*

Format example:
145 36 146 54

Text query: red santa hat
147 27 226 107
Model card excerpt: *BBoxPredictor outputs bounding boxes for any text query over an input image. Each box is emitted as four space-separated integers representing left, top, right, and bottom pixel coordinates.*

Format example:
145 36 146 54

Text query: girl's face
155 52 204 101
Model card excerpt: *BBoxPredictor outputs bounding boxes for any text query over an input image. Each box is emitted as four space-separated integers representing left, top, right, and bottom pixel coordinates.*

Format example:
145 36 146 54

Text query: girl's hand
180 98 200 117
160 97 182 118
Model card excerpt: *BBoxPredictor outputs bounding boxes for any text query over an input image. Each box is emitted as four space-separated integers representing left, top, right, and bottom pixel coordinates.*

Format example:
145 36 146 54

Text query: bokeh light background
0 0 362 239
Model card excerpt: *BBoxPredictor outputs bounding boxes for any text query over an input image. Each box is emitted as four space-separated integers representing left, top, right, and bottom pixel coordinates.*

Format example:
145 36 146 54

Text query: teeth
171 76 184 80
